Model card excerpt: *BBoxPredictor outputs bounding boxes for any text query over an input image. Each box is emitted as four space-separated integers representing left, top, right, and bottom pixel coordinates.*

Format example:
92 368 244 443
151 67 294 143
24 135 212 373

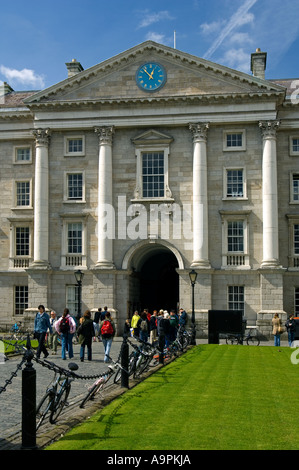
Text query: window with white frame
15 181 32 207
61 217 87 268
64 172 85 202
220 211 250 268
142 152 164 198
291 173 299 202
14 146 32 164
16 227 30 256
64 136 85 156
132 129 173 201
14 286 28 315
290 137 299 156
286 215 299 268
228 285 245 315
224 168 246 198
66 285 80 316
223 130 246 151
68 222 82 254
8 220 33 269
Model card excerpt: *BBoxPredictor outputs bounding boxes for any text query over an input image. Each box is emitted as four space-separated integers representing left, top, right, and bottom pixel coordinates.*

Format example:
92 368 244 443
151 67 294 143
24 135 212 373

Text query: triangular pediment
132 129 173 145
24 41 286 107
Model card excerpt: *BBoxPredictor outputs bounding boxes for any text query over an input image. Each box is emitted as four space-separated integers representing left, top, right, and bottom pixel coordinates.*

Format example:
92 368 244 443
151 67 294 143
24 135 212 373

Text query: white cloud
219 48 251 73
137 10 174 29
0 65 45 89
200 20 225 35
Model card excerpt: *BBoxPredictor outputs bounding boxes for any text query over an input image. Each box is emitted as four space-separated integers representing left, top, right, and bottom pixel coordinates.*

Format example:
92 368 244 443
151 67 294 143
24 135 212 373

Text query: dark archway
139 251 179 313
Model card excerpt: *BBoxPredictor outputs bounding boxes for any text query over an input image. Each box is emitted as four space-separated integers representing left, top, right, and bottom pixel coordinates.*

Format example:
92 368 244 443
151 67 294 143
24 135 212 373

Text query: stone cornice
25 90 285 111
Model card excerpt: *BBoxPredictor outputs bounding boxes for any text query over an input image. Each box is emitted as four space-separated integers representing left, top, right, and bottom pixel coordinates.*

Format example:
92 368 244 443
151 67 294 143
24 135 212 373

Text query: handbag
278 325 284 334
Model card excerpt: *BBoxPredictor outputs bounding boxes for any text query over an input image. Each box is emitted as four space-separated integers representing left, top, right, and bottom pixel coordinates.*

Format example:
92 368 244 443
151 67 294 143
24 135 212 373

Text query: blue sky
1 0 299 91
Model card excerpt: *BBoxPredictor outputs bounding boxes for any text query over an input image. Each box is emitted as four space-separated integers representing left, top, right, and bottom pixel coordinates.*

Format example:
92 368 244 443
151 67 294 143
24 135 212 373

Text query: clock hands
143 67 154 80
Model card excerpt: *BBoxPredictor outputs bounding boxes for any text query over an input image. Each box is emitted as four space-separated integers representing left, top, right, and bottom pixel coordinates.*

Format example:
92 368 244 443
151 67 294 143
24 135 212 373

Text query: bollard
121 334 129 388
21 335 37 450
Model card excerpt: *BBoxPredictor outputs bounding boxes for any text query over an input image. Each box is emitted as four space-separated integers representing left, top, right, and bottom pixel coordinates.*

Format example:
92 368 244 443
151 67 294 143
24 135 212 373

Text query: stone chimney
65 59 84 78
251 48 267 80
0 82 14 96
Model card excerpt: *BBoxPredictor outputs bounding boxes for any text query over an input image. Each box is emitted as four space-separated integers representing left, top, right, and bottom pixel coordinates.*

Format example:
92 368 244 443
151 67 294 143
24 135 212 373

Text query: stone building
0 41 298 337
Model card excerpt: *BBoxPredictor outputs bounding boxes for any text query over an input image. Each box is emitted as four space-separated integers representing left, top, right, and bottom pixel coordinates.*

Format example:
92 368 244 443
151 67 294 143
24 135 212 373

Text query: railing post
21 335 37 450
121 334 129 388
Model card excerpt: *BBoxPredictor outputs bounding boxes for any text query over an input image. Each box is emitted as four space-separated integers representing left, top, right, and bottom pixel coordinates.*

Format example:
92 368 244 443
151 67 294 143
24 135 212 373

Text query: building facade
0 41 299 337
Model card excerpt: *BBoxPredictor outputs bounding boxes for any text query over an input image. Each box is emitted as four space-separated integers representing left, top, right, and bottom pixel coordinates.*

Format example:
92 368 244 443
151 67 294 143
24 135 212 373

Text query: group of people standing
127 308 188 347
34 305 115 363
272 313 297 347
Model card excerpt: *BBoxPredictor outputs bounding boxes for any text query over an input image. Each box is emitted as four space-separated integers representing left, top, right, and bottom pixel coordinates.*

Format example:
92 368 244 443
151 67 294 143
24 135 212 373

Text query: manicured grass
46 345 299 450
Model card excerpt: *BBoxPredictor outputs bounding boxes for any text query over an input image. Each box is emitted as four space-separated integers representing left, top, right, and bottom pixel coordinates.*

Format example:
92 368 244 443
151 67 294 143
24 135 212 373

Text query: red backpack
101 320 114 336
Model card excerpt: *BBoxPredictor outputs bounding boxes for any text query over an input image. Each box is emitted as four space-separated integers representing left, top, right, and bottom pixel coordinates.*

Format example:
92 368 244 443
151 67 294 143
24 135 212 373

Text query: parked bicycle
79 356 128 409
126 337 156 378
225 328 260 346
36 360 79 430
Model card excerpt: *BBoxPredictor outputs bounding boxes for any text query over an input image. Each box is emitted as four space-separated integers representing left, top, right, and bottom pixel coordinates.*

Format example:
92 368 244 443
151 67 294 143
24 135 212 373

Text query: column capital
94 126 115 145
259 120 280 139
189 122 209 143
32 128 51 146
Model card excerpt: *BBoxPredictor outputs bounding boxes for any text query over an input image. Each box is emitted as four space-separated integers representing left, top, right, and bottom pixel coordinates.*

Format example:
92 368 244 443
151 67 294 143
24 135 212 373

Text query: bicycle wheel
50 384 71 424
36 391 54 430
79 379 104 408
134 354 150 378
226 335 239 345
246 335 260 346
128 352 137 376
114 366 122 384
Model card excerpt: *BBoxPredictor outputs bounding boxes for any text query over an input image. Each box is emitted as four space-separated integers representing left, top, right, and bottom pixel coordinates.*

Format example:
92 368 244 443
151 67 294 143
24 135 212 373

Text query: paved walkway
0 336 290 449
0 337 125 449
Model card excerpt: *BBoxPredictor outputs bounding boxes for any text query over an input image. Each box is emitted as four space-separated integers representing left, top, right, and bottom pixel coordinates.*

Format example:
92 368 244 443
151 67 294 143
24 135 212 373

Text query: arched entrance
140 250 179 312
122 240 183 314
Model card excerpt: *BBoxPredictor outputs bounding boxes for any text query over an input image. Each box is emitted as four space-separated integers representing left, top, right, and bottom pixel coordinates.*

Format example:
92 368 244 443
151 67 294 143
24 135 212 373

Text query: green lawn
46 344 299 450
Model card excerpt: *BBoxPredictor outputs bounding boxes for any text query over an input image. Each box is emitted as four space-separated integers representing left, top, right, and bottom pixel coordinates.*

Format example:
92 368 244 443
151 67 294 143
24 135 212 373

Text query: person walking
285 314 296 347
34 305 52 359
77 310 95 361
55 308 76 360
48 311 58 354
272 313 282 347
100 311 116 363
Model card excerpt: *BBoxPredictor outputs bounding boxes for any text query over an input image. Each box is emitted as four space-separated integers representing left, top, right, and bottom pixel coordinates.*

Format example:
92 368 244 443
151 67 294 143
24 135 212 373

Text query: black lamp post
189 269 197 345
74 269 84 320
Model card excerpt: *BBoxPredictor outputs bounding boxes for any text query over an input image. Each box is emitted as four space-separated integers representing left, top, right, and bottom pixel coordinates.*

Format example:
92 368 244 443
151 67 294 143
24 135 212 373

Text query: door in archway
139 251 179 312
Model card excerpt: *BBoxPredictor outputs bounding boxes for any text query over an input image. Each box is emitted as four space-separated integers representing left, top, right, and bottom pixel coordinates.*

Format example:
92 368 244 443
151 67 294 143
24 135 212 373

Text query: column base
191 260 211 268
29 260 51 270
260 259 281 269
95 261 116 269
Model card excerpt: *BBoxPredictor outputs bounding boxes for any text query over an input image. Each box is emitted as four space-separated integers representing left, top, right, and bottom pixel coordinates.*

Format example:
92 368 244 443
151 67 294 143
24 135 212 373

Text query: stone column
189 123 210 268
259 121 280 268
32 129 51 266
95 126 115 268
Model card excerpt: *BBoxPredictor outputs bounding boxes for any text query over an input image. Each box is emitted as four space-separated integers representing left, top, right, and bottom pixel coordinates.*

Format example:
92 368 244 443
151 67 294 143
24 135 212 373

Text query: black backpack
60 316 70 334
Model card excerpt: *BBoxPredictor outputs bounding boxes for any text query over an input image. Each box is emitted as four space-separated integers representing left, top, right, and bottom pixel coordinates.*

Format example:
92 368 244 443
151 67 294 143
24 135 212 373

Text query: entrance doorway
139 251 179 313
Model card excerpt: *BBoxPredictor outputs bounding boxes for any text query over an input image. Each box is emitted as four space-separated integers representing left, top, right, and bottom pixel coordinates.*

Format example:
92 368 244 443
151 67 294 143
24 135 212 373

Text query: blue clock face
136 62 167 92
